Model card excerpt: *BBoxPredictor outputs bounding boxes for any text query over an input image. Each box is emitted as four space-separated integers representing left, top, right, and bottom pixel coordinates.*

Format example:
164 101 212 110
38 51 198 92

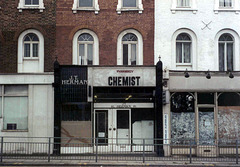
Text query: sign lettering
108 76 140 86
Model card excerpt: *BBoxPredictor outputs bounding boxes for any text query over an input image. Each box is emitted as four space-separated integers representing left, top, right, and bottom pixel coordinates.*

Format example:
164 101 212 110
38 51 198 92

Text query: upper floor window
117 0 143 14
73 29 99 65
177 0 190 7
219 0 232 7
122 33 138 65
176 33 192 65
25 0 39 6
219 34 234 71
23 33 39 58
18 29 44 73
78 33 94 65
117 29 143 65
171 0 197 13
214 0 240 13
72 0 99 14
18 0 45 12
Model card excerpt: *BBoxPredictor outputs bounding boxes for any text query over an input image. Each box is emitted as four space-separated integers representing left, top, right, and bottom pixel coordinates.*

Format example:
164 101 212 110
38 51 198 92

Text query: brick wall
56 0 154 66
0 0 56 73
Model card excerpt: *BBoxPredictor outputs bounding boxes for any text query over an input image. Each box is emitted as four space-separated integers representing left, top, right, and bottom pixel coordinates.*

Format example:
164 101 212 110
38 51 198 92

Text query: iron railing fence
0 137 239 164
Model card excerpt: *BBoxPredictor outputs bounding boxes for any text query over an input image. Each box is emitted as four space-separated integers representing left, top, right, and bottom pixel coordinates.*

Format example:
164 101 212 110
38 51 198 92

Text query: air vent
7 124 17 130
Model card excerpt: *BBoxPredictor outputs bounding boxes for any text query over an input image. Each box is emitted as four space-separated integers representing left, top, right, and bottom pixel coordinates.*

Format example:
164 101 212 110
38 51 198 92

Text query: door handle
113 128 116 131
109 128 112 131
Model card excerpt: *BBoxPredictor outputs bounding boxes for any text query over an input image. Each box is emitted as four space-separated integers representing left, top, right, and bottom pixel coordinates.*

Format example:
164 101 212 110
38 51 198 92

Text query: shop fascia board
0 73 54 84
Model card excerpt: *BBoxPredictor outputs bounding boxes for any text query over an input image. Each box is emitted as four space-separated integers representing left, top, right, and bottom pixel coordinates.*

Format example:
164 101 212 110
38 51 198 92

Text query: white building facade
155 0 240 156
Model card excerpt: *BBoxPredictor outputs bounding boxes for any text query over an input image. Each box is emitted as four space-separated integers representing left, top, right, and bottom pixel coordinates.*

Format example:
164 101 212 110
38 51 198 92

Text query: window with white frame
177 0 190 7
18 29 44 73
176 33 192 65
72 0 99 14
117 29 143 65
171 0 197 13
122 33 138 65
78 33 94 65
18 0 44 12
218 33 234 71
219 0 233 7
23 33 39 58
117 0 143 14
1 85 28 130
72 29 99 65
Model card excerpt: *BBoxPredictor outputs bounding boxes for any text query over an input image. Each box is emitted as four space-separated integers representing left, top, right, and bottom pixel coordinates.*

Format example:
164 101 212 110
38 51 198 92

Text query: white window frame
176 34 192 65
117 29 143 65
172 29 197 70
171 0 197 14
122 34 138 65
18 0 45 12
73 29 99 65
215 29 240 71
1 85 28 131
23 34 39 60
78 34 94 65
18 29 44 73
117 0 143 14
72 0 99 14
214 0 240 14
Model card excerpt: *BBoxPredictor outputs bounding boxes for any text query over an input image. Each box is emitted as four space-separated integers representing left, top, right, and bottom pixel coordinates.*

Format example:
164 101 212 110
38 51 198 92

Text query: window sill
214 8 240 14
23 57 39 60
2 130 28 132
171 8 198 14
17 7 45 12
117 8 143 14
72 7 99 14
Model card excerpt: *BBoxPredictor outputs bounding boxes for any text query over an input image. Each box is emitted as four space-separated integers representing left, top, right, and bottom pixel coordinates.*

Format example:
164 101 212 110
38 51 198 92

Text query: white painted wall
155 0 240 71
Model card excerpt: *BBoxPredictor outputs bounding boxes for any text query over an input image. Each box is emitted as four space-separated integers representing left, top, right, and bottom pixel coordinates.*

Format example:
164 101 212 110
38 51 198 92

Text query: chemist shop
54 65 157 152
163 71 240 157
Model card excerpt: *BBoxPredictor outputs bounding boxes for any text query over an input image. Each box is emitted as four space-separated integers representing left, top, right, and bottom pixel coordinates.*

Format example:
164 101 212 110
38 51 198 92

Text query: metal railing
0 137 239 164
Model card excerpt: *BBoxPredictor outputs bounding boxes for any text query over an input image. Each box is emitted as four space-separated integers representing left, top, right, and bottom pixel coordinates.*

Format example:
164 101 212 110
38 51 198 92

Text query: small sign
98 132 105 138
164 114 169 144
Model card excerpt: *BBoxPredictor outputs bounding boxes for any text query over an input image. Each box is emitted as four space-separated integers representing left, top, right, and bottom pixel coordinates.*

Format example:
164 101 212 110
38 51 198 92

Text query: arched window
122 33 138 65
218 34 234 71
18 29 44 73
117 29 143 65
23 33 39 58
72 29 99 65
176 33 191 64
78 33 94 65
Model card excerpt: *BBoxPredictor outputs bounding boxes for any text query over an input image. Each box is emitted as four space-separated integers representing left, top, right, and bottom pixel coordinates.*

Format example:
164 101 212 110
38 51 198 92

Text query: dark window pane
87 44 93 65
176 43 182 63
122 33 138 41
218 93 240 106
78 33 93 41
123 44 128 65
24 44 30 57
117 110 129 129
79 0 93 7
227 43 233 71
198 93 214 104
123 0 136 7
25 0 31 5
219 43 224 71
131 44 136 65
33 0 39 5
33 44 38 57
184 43 191 63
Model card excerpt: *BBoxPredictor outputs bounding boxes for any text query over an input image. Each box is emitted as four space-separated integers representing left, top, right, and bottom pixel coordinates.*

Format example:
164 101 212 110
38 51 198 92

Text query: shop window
218 93 240 144
117 29 143 65
61 103 91 146
2 85 28 130
176 33 192 65
171 0 197 13
18 0 45 12
18 29 44 73
171 93 195 144
218 33 234 71
72 0 99 14
117 0 143 14
72 29 99 65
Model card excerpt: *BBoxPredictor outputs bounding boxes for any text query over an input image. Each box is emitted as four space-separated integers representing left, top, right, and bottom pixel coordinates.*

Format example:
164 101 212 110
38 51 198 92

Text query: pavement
1 159 240 167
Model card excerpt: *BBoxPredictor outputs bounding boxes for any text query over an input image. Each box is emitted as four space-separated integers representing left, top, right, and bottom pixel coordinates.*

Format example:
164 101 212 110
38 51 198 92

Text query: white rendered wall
155 0 240 71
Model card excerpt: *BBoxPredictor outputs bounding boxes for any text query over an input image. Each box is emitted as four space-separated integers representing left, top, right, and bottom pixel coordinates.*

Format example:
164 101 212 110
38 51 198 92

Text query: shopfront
54 65 157 153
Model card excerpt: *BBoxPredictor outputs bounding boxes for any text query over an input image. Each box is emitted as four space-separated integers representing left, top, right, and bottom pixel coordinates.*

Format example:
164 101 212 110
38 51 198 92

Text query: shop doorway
94 108 154 152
